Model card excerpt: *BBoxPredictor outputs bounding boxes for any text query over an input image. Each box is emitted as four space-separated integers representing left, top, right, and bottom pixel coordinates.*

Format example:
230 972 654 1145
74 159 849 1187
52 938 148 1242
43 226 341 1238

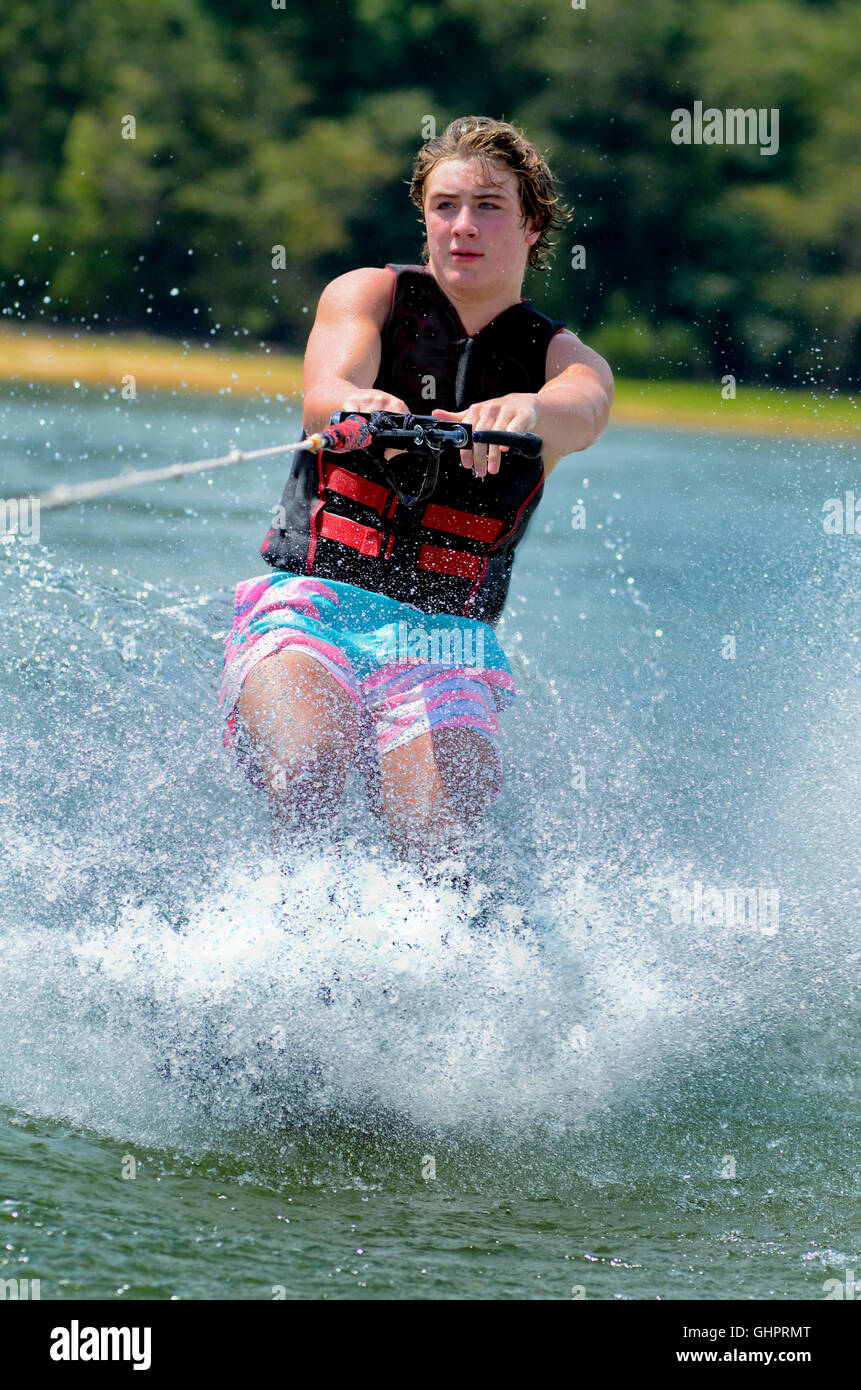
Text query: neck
425 264 525 337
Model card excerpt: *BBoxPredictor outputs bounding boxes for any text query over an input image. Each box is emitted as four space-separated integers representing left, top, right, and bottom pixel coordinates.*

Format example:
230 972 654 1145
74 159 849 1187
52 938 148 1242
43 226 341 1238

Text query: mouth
450 249 483 262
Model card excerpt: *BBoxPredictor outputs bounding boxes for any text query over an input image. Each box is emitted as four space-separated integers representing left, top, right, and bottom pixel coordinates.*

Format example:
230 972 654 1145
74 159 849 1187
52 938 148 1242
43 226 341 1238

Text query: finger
488 422 520 474
463 412 484 476
452 408 476 469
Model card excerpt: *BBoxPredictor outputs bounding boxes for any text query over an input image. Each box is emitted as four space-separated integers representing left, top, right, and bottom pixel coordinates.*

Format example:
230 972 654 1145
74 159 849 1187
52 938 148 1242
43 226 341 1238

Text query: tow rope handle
325 411 543 459
301 414 375 454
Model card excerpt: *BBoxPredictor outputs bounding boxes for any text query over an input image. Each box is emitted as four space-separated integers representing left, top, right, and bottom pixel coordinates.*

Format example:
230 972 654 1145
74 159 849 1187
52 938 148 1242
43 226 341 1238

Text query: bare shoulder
315 267 395 328
545 327 615 401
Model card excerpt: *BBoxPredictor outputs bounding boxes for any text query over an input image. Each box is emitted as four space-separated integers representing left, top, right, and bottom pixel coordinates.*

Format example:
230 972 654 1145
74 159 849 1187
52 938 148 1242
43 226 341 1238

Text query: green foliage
0 0 855 382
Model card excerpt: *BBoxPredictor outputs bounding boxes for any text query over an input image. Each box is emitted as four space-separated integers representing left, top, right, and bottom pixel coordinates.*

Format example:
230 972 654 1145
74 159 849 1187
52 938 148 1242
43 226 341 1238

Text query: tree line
0 0 856 385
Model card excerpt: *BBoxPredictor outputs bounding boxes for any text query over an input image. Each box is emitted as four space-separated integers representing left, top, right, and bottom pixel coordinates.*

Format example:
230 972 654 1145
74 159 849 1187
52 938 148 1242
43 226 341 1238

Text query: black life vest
260 264 564 625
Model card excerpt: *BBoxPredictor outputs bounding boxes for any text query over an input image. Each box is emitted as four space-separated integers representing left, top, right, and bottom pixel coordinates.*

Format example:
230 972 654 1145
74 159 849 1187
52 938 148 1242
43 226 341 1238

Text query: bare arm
301 268 410 434
432 329 614 477
533 330 614 472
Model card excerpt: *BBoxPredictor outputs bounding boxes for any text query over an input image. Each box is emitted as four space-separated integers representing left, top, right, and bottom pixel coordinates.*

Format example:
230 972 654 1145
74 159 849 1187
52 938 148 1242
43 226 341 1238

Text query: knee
380 728 499 860
432 727 499 821
236 651 360 789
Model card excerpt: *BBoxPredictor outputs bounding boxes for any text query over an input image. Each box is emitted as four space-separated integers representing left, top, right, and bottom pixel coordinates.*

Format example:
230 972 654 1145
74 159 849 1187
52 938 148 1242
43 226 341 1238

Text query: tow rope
34 413 540 511
33 415 375 512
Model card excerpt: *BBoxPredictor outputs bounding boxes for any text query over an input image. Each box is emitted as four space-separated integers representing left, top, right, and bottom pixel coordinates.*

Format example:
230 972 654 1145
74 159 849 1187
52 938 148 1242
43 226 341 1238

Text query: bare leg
236 648 360 856
380 727 499 875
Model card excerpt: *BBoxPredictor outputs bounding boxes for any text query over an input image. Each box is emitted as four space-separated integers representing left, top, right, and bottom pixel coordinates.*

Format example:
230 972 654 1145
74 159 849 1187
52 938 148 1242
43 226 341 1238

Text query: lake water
1 381 858 1300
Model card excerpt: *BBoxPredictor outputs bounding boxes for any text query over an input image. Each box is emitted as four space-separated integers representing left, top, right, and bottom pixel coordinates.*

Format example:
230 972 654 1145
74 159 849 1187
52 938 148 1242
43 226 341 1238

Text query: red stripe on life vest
421 503 505 544
464 556 489 614
490 473 545 549
305 450 328 569
319 511 385 557
417 544 484 581
383 263 397 313
306 498 326 570
323 463 390 515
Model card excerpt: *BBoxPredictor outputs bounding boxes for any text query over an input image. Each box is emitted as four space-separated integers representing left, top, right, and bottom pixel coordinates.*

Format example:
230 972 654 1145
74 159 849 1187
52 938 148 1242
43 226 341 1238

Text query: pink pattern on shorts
221 576 360 747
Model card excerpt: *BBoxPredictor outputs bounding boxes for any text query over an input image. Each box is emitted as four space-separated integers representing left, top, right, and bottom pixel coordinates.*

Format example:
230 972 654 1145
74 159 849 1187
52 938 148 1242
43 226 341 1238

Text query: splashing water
1 390 858 1247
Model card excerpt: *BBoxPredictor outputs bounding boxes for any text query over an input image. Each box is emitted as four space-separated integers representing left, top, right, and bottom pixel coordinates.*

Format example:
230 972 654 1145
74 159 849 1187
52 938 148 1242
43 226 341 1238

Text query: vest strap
318 514 487 580
319 512 385 557
421 503 505 544
323 462 391 515
416 543 484 581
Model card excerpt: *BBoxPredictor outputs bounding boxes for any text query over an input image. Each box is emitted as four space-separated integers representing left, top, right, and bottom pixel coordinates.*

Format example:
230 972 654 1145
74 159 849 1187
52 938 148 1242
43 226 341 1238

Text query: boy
221 116 613 871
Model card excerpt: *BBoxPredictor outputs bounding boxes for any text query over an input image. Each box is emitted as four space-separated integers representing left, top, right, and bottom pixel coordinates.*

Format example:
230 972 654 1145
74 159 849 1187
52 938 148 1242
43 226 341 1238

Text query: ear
525 226 540 245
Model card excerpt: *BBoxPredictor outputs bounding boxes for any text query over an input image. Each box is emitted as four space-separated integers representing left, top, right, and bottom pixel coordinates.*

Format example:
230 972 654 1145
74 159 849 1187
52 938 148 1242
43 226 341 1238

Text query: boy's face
423 157 538 297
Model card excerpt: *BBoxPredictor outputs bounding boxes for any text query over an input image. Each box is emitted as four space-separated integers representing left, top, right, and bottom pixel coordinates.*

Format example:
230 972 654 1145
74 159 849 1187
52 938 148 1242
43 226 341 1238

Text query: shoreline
0 322 855 439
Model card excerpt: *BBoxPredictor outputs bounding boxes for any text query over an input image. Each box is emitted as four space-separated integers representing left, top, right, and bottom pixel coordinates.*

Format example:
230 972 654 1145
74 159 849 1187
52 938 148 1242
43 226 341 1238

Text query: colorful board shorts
220 572 517 798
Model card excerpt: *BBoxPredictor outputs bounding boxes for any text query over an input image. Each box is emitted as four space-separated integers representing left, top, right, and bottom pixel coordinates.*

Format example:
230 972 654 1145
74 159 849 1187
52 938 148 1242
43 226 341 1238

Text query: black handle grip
472 429 543 458
330 411 543 458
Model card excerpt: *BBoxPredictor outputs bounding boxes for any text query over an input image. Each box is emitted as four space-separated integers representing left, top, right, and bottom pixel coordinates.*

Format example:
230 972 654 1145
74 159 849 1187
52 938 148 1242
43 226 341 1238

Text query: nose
451 203 477 236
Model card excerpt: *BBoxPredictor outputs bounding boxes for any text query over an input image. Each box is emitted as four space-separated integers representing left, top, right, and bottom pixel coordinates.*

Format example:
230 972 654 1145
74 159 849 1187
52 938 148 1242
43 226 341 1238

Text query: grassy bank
610 377 857 438
0 323 855 438
0 323 303 399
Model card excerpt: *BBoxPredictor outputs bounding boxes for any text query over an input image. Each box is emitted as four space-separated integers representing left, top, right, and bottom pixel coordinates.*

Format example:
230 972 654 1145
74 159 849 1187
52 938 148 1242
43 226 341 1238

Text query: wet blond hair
410 115 571 272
